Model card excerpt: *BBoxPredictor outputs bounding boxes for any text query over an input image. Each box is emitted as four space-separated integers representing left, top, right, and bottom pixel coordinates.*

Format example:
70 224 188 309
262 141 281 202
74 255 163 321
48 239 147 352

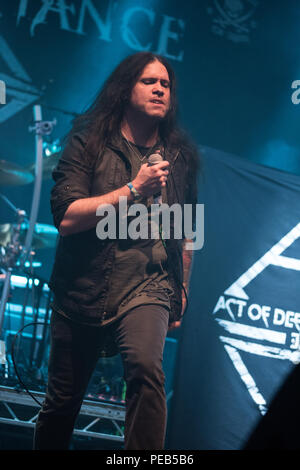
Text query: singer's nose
153 85 164 97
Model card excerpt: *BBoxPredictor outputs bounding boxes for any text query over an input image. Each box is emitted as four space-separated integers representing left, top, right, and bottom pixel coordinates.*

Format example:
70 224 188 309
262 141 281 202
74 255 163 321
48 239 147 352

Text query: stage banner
166 147 300 450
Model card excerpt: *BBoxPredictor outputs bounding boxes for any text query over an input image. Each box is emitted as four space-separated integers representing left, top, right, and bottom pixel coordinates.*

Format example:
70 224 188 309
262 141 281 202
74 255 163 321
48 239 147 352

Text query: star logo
213 222 300 414
0 35 41 123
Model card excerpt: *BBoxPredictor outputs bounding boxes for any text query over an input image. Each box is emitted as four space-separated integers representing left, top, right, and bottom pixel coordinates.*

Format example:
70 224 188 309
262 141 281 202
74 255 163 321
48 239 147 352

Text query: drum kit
0 106 59 390
0 107 125 404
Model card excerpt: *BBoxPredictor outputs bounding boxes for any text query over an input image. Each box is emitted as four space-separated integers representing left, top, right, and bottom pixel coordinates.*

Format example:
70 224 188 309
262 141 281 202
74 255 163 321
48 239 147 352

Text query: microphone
148 153 163 205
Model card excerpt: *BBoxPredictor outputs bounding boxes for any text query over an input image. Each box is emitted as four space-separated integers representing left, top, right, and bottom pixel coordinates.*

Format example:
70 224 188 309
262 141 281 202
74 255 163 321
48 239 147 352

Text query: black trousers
33 304 169 450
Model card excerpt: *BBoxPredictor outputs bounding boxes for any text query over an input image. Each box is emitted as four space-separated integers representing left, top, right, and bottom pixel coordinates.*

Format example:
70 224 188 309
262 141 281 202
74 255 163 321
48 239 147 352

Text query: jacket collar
107 130 181 167
107 131 131 161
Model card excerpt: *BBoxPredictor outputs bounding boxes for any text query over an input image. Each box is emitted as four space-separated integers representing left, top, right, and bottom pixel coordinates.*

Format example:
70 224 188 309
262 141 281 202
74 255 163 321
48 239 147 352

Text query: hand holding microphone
131 154 169 200
147 153 165 204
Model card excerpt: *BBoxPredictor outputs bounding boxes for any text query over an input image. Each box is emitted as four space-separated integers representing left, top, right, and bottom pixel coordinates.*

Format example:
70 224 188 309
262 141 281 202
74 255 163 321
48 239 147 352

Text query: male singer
34 52 199 450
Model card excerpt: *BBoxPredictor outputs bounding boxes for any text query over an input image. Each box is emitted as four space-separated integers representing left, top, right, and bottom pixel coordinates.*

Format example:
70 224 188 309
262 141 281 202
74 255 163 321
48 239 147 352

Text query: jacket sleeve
50 133 94 230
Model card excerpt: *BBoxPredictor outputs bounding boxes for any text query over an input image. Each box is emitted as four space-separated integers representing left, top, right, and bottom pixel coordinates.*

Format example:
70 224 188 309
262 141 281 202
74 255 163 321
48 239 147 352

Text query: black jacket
49 131 197 326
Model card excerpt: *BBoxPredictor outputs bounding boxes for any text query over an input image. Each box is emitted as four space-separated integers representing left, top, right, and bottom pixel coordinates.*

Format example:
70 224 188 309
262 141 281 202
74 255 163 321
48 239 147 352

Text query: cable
10 321 48 407
158 182 189 316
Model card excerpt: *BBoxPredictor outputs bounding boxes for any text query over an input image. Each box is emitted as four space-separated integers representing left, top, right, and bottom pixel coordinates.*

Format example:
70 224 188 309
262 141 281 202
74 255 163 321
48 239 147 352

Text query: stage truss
0 385 125 444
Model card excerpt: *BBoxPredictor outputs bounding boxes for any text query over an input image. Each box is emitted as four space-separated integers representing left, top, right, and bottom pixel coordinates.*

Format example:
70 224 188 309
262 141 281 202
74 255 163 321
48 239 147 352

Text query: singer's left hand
168 291 187 330
168 320 181 330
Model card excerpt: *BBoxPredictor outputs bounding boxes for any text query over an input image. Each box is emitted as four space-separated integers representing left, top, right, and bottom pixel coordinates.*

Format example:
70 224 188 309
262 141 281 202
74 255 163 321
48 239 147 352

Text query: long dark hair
68 51 200 176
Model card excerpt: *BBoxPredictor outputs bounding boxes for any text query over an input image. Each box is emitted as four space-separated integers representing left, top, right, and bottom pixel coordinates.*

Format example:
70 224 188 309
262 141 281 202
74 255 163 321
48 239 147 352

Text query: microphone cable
10 321 47 407
158 167 190 316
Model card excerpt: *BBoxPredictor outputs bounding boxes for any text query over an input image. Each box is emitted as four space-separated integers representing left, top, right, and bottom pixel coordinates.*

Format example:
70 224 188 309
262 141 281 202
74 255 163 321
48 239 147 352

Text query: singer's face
129 60 171 120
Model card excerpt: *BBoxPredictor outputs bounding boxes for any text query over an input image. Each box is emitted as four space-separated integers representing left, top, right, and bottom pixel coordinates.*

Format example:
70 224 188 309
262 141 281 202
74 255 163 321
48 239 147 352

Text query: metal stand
0 208 26 372
20 105 56 267
0 208 27 341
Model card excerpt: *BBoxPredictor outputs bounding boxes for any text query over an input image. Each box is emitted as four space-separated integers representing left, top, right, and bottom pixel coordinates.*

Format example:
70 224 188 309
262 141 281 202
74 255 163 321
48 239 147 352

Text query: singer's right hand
132 161 169 197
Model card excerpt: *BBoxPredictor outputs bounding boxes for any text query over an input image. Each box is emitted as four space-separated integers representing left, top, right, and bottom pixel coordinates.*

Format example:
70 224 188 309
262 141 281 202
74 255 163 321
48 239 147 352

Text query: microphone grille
148 153 163 165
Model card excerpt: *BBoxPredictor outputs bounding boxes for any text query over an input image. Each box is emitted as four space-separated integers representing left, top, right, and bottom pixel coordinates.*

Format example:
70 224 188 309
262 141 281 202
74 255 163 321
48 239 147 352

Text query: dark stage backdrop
1 2 300 242
1 1 300 282
166 148 300 450
1 1 300 450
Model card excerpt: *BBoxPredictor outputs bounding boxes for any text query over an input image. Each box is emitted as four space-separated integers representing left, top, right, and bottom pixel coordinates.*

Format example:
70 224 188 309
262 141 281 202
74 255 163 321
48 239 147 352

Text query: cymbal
0 160 34 186
0 223 58 250
27 152 61 180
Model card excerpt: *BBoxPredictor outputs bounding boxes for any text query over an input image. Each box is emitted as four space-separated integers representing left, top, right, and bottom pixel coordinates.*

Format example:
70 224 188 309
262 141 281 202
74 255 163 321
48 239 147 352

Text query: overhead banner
167 147 300 450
